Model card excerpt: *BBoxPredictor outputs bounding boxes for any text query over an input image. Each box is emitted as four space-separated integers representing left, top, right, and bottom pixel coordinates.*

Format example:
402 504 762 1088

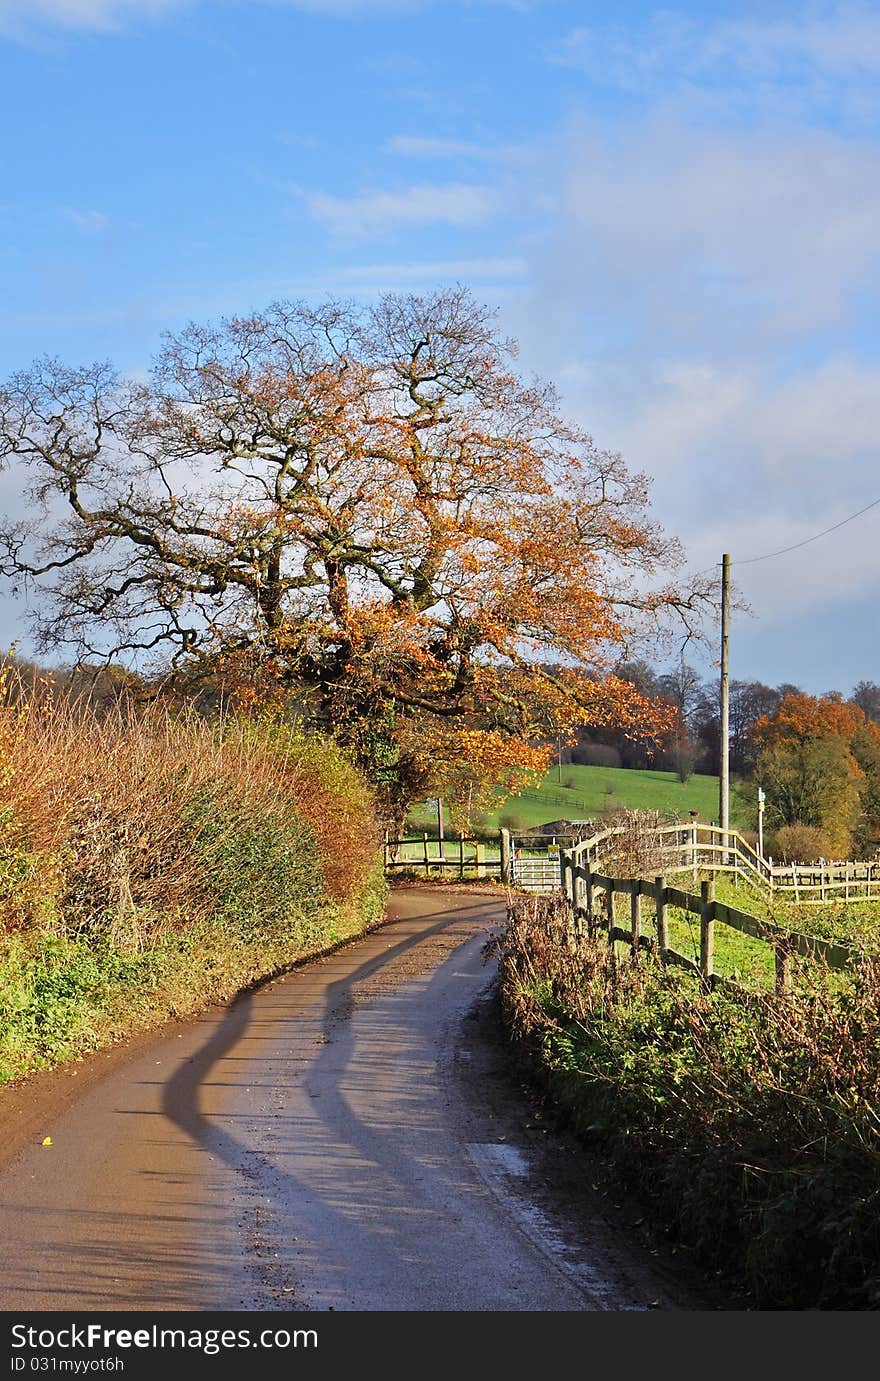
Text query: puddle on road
466 1142 646 1311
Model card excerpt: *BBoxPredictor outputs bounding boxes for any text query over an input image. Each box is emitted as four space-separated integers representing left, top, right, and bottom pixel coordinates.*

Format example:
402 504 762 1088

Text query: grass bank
408 764 751 834
0 685 385 1082
495 895 880 1308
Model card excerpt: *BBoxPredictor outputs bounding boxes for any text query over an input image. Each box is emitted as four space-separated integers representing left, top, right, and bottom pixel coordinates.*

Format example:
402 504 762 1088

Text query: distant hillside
408 763 751 834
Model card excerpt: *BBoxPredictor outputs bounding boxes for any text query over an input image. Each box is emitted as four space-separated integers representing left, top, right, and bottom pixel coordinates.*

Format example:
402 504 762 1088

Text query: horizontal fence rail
384 820 880 906
569 823 880 903
559 858 855 992
383 832 504 880
384 828 581 888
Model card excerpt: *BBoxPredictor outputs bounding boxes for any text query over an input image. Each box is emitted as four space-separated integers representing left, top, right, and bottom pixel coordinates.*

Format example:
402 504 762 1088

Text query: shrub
771 823 835 863
495 895 880 1308
0 679 384 1079
498 809 530 833
572 744 622 769
670 744 697 784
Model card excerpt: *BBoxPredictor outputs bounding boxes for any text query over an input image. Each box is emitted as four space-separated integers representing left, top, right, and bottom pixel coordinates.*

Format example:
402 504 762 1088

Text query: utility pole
719 553 731 860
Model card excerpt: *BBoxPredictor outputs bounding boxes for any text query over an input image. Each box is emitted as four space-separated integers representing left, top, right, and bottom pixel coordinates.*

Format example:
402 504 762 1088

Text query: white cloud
64 207 111 232
548 6 880 90
0 0 181 32
301 181 498 237
336 256 526 282
501 96 880 647
525 114 880 358
545 350 880 626
385 135 501 160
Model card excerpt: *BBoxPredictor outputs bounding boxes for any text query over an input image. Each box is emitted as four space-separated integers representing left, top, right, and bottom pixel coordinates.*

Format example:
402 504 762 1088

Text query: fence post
655 876 667 958
459 832 465 879
423 832 430 874
500 828 511 885
585 860 594 932
630 879 641 957
573 859 583 916
605 878 615 939
700 879 715 988
475 840 485 878
775 943 792 996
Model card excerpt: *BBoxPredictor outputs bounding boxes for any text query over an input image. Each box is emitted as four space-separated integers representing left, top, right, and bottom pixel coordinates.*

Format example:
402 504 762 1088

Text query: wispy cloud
0 0 182 34
547 6 880 117
528 114 880 356
64 207 111 232
326 256 527 294
0 0 538 38
385 135 499 160
301 181 498 238
337 256 525 281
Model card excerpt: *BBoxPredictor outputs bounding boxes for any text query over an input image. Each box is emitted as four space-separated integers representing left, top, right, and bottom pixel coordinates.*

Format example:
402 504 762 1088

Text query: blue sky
1 0 879 693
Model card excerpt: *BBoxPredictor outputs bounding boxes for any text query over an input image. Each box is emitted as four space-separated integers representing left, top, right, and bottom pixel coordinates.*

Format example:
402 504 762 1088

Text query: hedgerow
495 895 880 1309
0 677 385 1080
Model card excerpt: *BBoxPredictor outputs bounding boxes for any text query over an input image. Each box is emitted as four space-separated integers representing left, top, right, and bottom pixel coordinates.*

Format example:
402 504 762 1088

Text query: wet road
0 890 700 1311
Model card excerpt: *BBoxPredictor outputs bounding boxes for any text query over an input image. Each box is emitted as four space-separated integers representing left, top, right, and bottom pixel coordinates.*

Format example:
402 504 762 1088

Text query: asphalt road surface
0 889 709 1312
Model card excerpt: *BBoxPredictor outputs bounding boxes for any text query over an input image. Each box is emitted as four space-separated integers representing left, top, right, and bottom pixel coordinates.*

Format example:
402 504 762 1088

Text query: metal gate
511 840 563 893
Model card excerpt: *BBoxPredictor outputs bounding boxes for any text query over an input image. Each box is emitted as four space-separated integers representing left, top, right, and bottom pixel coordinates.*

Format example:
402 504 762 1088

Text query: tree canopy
753 691 880 857
0 288 713 818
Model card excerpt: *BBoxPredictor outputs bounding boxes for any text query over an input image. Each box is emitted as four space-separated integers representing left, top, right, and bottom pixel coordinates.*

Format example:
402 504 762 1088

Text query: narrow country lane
0 889 707 1312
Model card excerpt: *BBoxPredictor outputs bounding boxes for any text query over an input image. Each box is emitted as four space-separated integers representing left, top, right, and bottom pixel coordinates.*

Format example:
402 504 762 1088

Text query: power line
733 496 880 566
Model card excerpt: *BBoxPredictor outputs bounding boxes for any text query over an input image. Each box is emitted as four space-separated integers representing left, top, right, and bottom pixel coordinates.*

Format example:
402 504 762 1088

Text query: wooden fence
559 857 854 993
383 831 506 879
384 818 880 910
570 822 880 903
384 829 581 889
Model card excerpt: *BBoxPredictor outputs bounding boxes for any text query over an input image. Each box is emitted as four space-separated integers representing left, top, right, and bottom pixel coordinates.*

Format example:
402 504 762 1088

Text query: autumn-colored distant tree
0 289 712 822
752 690 866 747
753 691 880 857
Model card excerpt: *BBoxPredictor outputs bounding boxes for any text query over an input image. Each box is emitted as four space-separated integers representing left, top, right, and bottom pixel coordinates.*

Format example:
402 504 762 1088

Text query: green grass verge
0 871 386 1084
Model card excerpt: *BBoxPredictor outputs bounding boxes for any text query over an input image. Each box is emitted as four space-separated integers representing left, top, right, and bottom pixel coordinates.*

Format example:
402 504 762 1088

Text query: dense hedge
0 689 385 1080
495 896 880 1309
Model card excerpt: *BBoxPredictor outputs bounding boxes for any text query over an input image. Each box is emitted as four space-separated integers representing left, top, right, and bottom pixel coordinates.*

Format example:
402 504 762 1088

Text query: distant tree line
568 663 880 859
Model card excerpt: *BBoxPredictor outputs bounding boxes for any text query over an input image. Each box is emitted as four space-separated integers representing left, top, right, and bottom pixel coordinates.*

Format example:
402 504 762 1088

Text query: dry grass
495 894 880 1308
0 668 380 943
0 665 385 1078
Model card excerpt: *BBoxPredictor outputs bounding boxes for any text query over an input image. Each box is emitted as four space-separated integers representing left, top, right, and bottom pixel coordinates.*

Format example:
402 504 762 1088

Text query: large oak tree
0 289 712 820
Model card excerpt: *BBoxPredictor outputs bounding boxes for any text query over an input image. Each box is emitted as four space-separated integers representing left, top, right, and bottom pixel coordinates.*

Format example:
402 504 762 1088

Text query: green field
408 763 751 834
